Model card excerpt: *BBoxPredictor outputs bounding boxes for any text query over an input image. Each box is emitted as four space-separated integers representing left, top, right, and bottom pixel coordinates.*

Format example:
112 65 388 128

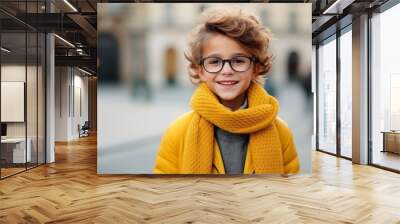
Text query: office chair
79 121 90 138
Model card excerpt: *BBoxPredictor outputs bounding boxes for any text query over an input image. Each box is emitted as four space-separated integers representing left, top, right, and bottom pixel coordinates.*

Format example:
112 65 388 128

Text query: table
1 138 32 163
381 131 400 154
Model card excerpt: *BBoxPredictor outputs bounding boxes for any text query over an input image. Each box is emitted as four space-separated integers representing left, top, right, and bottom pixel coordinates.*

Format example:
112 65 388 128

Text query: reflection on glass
0 1 47 179
340 30 352 158
318 37 337 154
1 32 27 178
371 3 400 171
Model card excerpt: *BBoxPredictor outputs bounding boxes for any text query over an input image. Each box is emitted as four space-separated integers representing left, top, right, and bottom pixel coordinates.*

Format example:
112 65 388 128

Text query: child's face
198 33 258 109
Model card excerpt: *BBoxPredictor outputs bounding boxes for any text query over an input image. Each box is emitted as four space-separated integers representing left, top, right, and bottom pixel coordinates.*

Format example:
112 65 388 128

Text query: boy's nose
220 61 234 75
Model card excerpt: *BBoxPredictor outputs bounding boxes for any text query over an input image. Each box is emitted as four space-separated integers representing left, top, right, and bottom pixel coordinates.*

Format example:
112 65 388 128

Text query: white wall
1 65 37 137
1 82 25 122
55 67 69 141
72 73 89 138
1 66 26 128
55 67 89 141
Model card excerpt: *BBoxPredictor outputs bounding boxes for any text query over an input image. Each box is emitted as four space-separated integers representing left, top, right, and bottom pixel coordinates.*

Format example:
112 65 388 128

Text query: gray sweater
215 99 249 174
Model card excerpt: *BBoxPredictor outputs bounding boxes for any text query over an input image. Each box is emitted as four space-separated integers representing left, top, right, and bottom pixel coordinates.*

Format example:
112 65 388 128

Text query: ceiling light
1 47 11 53
63 0 78 12
78 67 92 76
54 34 75 48
322 0 354 15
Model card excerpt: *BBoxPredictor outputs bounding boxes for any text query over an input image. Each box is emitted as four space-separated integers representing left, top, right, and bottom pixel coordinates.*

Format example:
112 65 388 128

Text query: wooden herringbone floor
1 134 400 224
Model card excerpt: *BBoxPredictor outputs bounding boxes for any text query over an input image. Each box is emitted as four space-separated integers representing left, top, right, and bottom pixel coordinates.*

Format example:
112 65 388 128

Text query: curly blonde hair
185 6 272 85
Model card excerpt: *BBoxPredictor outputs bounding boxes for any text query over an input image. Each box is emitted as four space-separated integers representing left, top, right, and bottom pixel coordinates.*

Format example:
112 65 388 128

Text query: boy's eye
232 59 245 64
207 58 221 65
232 57 247 64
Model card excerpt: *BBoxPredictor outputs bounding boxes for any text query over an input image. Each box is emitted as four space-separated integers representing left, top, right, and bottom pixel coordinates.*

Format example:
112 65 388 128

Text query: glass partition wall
315 0 400 173
317 35 337 155
339 27 352 159
316 26 353 159
0 30 27 177
0 2 46 179
370 3 400 172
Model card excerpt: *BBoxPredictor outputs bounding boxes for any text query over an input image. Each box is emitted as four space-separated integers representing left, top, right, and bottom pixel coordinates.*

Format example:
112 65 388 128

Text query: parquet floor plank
1 134 400 223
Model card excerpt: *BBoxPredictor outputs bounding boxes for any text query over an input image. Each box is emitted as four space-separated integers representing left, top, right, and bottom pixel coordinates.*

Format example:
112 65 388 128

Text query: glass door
370 3 400 172
339 27 352 159
317 35 337 155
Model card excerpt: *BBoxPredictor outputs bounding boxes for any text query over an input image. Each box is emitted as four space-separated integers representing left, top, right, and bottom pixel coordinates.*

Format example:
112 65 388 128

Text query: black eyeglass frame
199 55 258 73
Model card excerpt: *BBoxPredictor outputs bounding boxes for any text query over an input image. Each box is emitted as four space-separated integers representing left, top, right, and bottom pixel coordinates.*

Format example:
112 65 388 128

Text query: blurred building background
97 3 312 174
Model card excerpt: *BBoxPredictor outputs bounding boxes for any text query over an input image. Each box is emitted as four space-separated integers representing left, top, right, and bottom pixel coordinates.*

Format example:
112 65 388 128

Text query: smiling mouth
216 81 239 85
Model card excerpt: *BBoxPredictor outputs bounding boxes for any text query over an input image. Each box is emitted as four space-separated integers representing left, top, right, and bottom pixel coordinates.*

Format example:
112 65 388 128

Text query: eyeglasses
199 55 257 73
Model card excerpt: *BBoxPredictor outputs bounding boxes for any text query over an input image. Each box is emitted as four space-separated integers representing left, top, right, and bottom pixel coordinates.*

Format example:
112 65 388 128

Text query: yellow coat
154 111 300 174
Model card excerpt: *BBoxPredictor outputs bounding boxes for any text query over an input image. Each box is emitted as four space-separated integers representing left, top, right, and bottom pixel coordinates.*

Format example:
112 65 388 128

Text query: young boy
154 7 299 174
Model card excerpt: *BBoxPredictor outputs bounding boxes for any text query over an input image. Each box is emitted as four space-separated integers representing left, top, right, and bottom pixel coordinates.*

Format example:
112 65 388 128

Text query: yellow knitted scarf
181 81 284 174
